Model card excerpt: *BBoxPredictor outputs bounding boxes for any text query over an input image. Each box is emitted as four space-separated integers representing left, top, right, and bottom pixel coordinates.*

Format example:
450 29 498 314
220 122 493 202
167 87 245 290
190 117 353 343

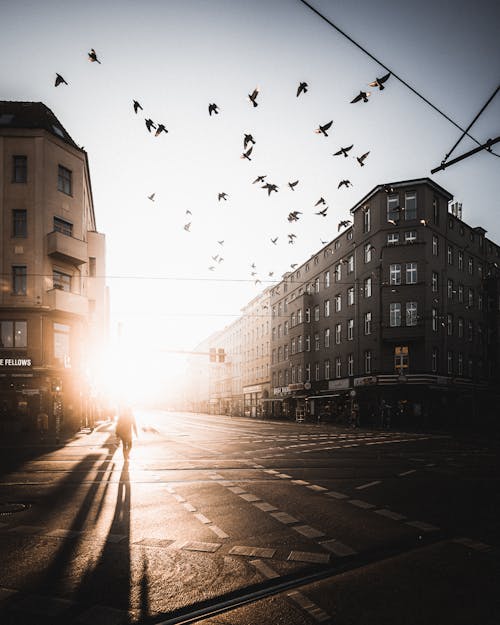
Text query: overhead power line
298 0 500 158
431 136 500 174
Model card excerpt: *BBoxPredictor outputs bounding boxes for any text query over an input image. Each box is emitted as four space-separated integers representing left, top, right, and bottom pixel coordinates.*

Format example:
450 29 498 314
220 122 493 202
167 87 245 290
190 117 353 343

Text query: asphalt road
0 411 498 624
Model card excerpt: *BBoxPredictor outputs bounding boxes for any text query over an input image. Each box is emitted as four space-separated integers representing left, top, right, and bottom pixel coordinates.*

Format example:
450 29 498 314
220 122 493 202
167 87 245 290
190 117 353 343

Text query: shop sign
273 386 290 396
354 376 377 387
304 382 312 390
22 389 39 395
288 383 305 391
0 358 32 367
328 378 350 390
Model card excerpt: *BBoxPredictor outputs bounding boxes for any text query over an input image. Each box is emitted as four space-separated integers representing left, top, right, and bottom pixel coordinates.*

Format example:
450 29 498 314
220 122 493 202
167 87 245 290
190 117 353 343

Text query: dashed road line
325 491 349 499
307 484 328 492
253 501 278 512
287 590 331 622
229 545 276 558
208 525 229 539
249 558 280 579
320 539 357 556
182 541 221 553
349 499 376 509
355 480 381 490
287 551 330 564
452 537 492 552
194 513 211 524
405 521 439 532
270 512 300 525
292 525 325 539
398 469 417 477
239 493 260 502
375 509 407 521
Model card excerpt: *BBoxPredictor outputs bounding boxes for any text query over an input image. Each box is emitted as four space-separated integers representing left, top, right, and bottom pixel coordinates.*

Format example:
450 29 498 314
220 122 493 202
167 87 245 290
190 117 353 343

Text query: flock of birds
53 50 392 285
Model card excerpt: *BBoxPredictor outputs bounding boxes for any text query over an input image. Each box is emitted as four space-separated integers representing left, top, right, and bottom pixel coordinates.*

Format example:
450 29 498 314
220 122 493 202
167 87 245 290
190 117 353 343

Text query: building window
432 308 438 332
305 335 311 351
478 294 483 311
468 288 474 308
364 243 373 263
315 362 320 381
447 351 453 375
404 191 417 220
347 354 354 376
0 320 27 348
305 307 310 323
324 271 330 288
89 257 97 277
12 155 27 183
314 333 320 350
297 309 303 324
298 335 303 352
362 206 371 233
272 327 276 340
458 317 464 338
387 194 399 222
364 350 372 374
335 263 341 282
57 165 72 195
291 338 296 355
394 345 409 373
335 357 342 378
53 270 71 292
405 263 417 284
447 279 454 300
12 266 27 295
335 323 341 344
447 313 453 336
468 358 473 378
315 277 320 293
364 311 372 335
347 287 354 306
347 255 354 274
468 257 473 275
291 312 296 327
364 277 372 298
432 197 439 225
284 369 289 385
278 347 282 362
324 359 331 380
272 349 276 364
468 320 473 342
12 209 27 238
390 264 401 285
387 232 399 245
458 250 464 271
284 344 289 360
277 325 282 338
431 347 438 372
335 294 341 312
305 363 311 382
53 322 70 366
458 353 463 376
432 235 439 256
314 305 320 321
284 321 289 335
432 272 439 292
324 299 330 317
447 245 454 265
324 328 330 348
290 367 295 384
347 319 354 340
406 302 417 326
458 284 463 303
405 231 417 243
390 303 401 327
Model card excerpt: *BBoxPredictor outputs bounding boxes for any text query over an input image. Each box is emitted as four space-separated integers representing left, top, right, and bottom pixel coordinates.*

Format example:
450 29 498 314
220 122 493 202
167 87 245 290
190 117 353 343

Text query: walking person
115 405 138 460
37 411 49 442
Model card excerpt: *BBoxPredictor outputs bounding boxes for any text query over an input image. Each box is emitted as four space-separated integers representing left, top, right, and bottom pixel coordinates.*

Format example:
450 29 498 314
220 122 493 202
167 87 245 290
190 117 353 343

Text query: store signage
354 376 377 387
0 358 32 367
328 378 350 390
288 383 305 391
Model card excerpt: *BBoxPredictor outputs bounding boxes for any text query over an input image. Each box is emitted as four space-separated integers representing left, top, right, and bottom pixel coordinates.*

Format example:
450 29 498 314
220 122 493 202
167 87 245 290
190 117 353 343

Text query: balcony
47 231 87 265
46 288 88 316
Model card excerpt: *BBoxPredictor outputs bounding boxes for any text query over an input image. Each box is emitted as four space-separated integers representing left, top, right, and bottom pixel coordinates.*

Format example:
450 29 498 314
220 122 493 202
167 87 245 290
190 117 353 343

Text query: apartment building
270 178 500 427
0 101 108 433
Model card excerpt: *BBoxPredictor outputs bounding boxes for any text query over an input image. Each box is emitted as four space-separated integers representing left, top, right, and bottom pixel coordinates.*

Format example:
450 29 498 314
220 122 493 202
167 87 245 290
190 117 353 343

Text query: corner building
0 101 108 433
270 178 500 428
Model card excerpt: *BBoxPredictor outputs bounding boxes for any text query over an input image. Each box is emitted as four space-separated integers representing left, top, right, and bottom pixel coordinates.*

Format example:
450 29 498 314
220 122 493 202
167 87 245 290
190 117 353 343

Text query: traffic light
217 348 225 363
209 348 216 363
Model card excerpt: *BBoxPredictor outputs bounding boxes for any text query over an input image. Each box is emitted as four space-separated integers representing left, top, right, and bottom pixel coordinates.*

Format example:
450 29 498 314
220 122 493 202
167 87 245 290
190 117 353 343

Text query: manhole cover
0 502 31 515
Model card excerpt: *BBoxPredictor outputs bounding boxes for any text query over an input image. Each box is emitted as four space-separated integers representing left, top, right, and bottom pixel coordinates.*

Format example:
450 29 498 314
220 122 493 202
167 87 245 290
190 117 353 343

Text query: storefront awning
262 398 284 402
306 394 341 399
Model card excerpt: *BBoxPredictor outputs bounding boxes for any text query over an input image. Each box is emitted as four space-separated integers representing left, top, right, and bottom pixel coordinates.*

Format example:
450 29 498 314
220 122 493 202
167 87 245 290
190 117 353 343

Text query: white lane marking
452 537 492 552
406 521 439 532
307 484 328 492
291 479 310 485
182 541 221 553
292 525 326 539
325 491 349 499
253 502 278 512
183 502 197 512
208 525 229 539
398 469 417 476
349 499 376 509
277 473 292 479
375 509 406 521
288 551 330 564
355 480 381 490
173 494 186 503
194 513 211 524
229 545 276 558
320 539 357 556
249 558 280 579
287 590 331 622
0 587 18 601
228 486 246 494
239 493 260 502
264 469 278 474
270 512 299 524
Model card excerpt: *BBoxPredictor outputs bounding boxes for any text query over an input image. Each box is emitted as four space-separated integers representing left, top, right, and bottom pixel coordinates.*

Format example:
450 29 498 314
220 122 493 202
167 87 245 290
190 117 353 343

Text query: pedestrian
37 411 49 441
115 405 138 460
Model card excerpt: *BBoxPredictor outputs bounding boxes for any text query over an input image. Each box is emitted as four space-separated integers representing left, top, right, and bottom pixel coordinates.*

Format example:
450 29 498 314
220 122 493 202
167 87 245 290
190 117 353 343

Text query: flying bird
244 134 256 149
155 124 167 136
296 82 308 97
54 73 68 87
291 264 298 269
351 91 371 103
218 192 228 201
368 72 391 90
288 180 299 191
241 146 253 161
208 103 219 116
356 151 370 166
314 197 326 206
268 272 274 277
186 209 192 215
148 193 155 201
262 183 278 196
248 87 259 107
287 211 302 222
88 48 101 64
314 120 333 136
253 175 266 184
184 222 191 231
208 266 215 271
333 145 353 157
212 255 219 262
145 118 156 133
217 257 224 263
133 100 143 114
288 233 297 244
338 180 352 189
316 207 328 216
271 237 278 245
251 263 256 269
338 219 352 231
218 240 224 245
255 279 262 285
251 272 257 277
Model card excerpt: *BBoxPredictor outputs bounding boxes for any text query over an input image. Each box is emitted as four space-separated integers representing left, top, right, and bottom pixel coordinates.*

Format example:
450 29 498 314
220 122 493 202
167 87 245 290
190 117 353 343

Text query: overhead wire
297 0 500 158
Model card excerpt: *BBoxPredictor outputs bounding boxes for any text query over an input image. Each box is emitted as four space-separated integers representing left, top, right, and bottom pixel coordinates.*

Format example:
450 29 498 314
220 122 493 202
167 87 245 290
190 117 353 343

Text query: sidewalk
0 419 115 449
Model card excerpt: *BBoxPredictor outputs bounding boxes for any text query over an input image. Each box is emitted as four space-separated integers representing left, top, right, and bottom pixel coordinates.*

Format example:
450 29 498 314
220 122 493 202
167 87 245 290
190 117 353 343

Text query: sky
2 0 499 398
